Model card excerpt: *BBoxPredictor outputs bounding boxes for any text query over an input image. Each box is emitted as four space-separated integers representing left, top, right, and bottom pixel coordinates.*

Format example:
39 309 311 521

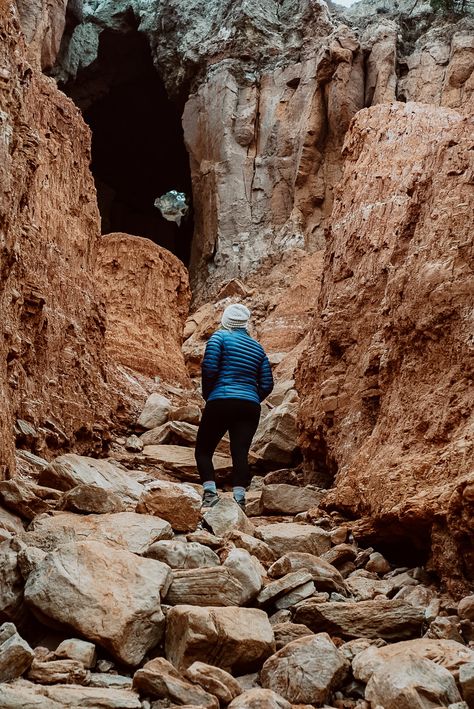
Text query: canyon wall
0 0 117 473
297 102 474 594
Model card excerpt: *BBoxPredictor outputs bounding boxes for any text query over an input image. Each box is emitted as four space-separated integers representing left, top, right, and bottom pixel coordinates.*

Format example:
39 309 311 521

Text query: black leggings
195 398 261 487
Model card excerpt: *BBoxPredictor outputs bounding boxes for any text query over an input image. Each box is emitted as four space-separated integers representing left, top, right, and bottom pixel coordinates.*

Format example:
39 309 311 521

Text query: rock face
0 2 118 473
96 233 191 384
297 102 474 595
15 0 68 70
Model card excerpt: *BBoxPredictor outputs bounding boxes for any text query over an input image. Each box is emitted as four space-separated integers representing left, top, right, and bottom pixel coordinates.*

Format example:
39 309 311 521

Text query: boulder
204 498 255 537
228 688 291 708
0 540 24 625
252 403 297 466
140 421 199 447
293 599 424 640
142 444 232 479
24 540 172 666
260 484 325 515
458 596 474 622
170 404 202 425
0 679 141 707
185 661 242 704
459 662 474 706
260 633 349 704
137 393 172 429
365 655 461 709
166 549 262 606
255 523 331 558
0 506 24 540
257 571 313 606
366 551 391 575
136 481 201 532
29 511 173 555
145 540 220 569
0 623 34 682
58 484 126 514
352 638 474 683
39 455 145 505
268 552 346 594
133 657 218 708
0 478 61 520
225 530 277 566
165 605 275 673
345 574 393 601
55 638 96 668
273 622 314 650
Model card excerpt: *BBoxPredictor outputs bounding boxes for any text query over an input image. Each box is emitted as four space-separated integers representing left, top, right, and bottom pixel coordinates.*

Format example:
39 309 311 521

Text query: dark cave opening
60 27 193 264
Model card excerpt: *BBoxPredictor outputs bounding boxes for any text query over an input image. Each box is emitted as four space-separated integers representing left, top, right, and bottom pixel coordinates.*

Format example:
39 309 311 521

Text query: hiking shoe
201 490 219 508
234 498 246 514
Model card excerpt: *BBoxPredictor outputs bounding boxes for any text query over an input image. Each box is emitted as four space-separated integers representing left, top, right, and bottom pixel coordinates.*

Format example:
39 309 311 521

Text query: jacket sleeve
201 332 223 400
257 352 274 402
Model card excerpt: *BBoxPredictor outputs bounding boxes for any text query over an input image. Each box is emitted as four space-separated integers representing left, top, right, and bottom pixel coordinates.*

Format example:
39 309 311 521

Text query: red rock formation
96 233 191 385
14 0 67 70
297 102 473 595
0 1 117 474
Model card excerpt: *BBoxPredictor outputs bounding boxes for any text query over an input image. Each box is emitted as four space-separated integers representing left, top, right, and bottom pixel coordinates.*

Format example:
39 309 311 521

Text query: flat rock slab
136 480 201 532
260 484 325 515
0 679 141 707
292 599 424 641
352 638 474 683
268 552 346 594
165 605 275 674
142 445 231 479
24 540 171 666
255 523 331 558
258 571 313 605
39 454 145 505
133 657 218 708
30 511 173 555
261 633 349 704
26 658 89 684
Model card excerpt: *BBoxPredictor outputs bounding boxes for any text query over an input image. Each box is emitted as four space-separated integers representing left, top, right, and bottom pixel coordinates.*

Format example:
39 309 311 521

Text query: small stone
125 435 144 452
366 552 391 575
459 596 474 622
55 638 97 668
228 688 291 708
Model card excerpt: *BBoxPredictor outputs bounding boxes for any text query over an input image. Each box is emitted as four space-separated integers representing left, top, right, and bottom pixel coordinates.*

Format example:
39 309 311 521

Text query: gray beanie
221 303 251 330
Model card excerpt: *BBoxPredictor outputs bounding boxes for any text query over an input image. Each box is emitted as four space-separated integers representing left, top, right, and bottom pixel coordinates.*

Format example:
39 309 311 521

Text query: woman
195 303 274 512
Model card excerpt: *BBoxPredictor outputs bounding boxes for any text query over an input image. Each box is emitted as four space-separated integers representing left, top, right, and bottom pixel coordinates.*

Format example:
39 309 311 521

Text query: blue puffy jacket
202 329 274 404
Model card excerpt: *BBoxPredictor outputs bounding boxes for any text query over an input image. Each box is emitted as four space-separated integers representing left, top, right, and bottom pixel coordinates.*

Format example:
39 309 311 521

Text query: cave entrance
60 27 193 264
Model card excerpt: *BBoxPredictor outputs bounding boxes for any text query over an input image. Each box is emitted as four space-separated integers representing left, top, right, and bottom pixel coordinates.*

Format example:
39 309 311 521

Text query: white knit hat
221 303 251 330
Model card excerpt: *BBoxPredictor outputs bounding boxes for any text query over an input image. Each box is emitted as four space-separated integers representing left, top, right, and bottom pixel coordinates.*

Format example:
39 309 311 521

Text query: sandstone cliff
297 102 474 595
51 0 474 298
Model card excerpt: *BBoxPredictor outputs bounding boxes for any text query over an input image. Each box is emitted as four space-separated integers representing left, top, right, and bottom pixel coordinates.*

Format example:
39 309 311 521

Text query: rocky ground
1 390 474 709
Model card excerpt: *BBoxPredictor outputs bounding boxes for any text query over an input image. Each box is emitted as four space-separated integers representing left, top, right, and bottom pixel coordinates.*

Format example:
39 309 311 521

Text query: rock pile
1 394 474 708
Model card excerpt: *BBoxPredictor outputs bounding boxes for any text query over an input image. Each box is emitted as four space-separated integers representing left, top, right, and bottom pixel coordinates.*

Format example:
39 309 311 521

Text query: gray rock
274 580 315 609
204 498 255 537
137 393 172 429
145 539 220 569
258 571 313 606
459 662 474 706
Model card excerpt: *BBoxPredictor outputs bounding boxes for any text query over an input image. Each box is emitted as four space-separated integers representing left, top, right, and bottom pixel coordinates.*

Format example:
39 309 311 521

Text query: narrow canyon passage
60 28 194 265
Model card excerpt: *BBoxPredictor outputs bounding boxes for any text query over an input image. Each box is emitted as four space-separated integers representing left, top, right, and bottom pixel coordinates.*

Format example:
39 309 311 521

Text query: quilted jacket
202 329 274 404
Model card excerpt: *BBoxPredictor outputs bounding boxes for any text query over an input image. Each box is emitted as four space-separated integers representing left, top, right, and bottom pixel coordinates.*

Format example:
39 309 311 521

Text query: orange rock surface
297 102 474 595
96 233 191 385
